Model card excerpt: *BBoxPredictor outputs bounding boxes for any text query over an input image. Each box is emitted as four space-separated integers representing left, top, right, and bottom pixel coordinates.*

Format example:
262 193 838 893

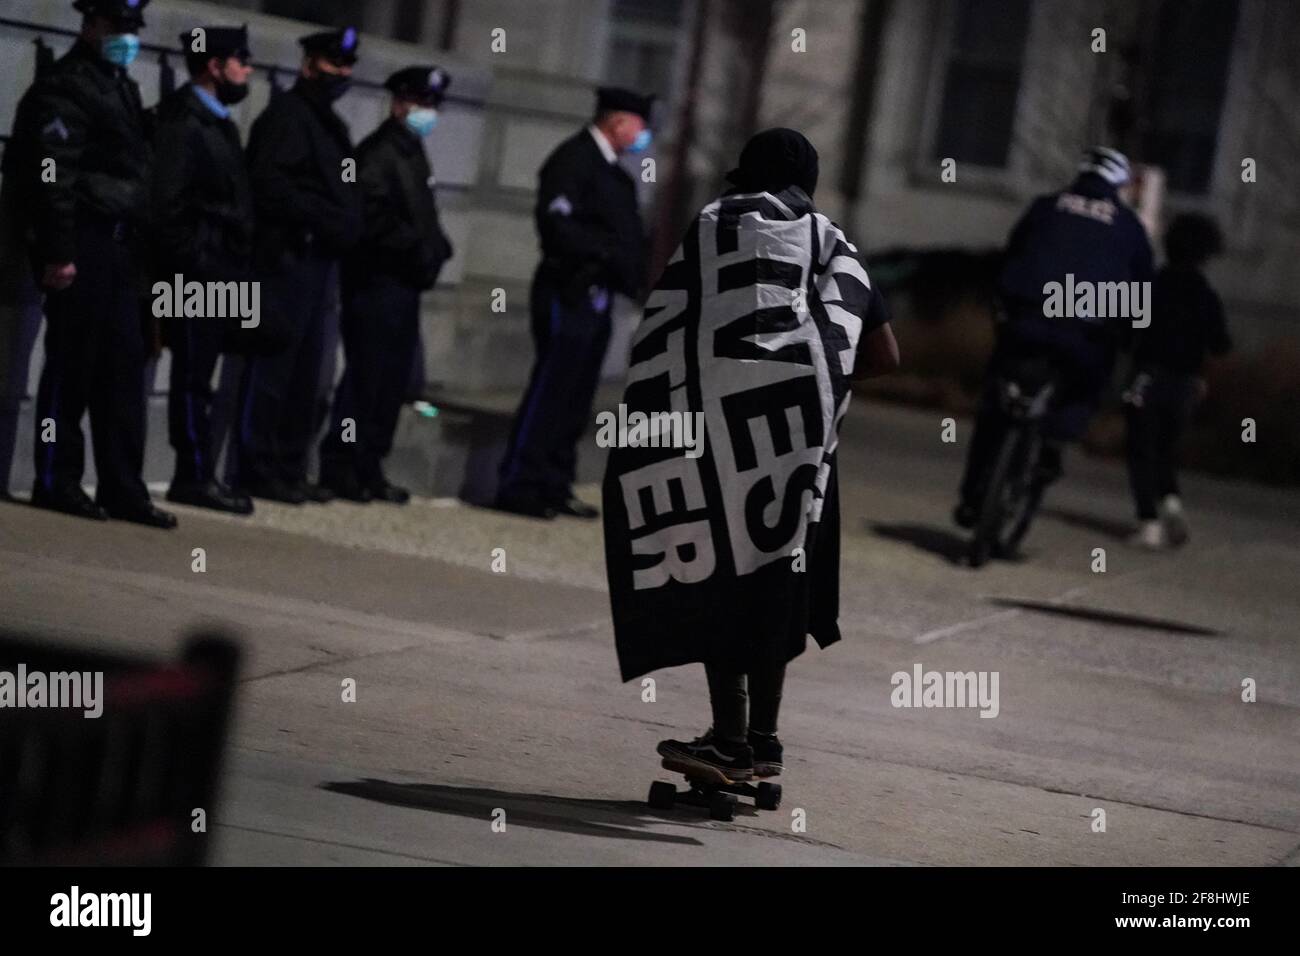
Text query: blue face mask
405 108 439 138
101 33 141 68
625 128 652 154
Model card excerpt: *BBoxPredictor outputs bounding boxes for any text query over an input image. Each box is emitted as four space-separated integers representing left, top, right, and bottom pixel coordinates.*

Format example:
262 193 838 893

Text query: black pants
705 660 788 742
0 264 42 495
234 252 336 487
498 275 611 503
1125 369 1196 520
167 317 227 485
32 217 149 508
319 274 420 485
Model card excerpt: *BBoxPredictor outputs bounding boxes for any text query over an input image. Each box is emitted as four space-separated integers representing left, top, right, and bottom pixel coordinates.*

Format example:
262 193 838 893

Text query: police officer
233 27 362 505
318 66 454 504
152 25 255 515
5 0 175 528
954 146 1155 527
496 86 654 519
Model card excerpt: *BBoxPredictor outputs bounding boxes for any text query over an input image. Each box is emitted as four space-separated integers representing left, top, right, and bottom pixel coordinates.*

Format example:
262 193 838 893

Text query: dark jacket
245 79 361 272
1133 264 1231 375
534 128 645 302
999 173 1155 335
150 85 254 283
2 38 152 266
345 117 453 291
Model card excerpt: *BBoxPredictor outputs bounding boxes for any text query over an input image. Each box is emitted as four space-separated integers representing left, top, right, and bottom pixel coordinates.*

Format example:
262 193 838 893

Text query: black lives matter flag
603 187 886 681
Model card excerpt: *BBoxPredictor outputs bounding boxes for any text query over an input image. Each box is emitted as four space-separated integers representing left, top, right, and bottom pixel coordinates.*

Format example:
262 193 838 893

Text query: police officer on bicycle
955 146 1154 529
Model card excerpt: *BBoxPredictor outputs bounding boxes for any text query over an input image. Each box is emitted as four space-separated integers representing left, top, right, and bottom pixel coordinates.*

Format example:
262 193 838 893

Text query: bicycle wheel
993 433 1045 559
968 427 1031 568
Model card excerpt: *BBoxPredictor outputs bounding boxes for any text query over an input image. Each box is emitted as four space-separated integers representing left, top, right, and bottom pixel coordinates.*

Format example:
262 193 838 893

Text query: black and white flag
603 186 887 680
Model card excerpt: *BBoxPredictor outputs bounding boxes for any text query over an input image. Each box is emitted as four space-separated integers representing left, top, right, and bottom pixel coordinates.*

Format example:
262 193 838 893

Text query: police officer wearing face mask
318 67 454 504
233 27 362 505
151 25 256 516
3 0 175 528
496 86 654 520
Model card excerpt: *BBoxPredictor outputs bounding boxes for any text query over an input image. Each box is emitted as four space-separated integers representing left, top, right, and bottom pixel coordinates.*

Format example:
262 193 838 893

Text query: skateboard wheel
648 781 676 810
708 792 735 822
756 782 782 811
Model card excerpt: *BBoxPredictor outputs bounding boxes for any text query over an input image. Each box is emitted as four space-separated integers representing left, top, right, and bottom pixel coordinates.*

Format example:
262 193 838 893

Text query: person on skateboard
602 129 899 784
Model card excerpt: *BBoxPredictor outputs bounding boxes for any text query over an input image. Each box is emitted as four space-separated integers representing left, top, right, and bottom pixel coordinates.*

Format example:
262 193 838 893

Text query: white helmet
1078 146 1131 186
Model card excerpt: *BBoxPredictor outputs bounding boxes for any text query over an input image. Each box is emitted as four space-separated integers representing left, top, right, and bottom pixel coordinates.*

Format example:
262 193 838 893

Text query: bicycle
966 357 1060 568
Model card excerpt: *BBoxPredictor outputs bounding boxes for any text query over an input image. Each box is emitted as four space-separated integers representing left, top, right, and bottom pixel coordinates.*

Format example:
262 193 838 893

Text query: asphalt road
1 400 1297 866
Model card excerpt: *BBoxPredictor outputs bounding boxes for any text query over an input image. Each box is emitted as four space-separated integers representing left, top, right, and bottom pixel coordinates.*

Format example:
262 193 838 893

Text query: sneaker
657 729 753 783
748 730 784 778
1128 519 1167 550
1159 495 1189 547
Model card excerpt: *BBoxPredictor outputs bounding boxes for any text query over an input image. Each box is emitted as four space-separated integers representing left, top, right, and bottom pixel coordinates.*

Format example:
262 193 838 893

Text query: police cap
595 86 654 122
73 0 148 29
299 27 359 66
179 25 251 66
385 66 451 106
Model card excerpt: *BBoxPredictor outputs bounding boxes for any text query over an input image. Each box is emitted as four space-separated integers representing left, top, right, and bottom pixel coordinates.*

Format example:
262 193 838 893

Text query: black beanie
725 127 820 198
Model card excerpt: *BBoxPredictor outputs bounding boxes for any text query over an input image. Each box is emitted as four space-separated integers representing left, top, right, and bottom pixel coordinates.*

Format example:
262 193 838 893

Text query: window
1141 0 1240 194
605 0 687 96
931 0 1032 169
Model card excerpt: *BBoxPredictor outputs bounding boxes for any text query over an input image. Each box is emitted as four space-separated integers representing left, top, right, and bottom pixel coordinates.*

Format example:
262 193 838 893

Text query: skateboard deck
648 757 782 821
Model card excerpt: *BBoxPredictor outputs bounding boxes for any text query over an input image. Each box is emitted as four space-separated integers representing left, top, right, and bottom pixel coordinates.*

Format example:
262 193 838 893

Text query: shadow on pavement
322 779 705 845
1039 506 1134 541
987 598 1221 636
868 521 967 563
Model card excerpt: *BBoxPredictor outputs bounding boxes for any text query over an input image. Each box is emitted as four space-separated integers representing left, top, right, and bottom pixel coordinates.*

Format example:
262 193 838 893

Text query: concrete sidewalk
1 400 1297 865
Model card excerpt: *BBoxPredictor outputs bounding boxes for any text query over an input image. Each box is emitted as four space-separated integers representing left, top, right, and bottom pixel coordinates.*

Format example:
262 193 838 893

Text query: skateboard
647 759 782 821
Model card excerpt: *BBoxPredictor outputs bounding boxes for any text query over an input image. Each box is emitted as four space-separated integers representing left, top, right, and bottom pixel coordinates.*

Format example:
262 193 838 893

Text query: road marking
914 609 1020 644
914 585 1090 644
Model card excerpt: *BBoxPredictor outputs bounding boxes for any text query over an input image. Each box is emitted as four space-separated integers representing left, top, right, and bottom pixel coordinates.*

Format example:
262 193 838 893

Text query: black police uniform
958 171 1155 509
497 88 650 515
4 14 164 524
233 28 362 502
319 67 453 503
151 27 255 513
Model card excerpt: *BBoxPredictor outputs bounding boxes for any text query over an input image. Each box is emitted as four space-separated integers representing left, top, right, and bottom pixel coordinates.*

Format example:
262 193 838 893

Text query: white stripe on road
914 609 1021 644
914 585 1090 644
